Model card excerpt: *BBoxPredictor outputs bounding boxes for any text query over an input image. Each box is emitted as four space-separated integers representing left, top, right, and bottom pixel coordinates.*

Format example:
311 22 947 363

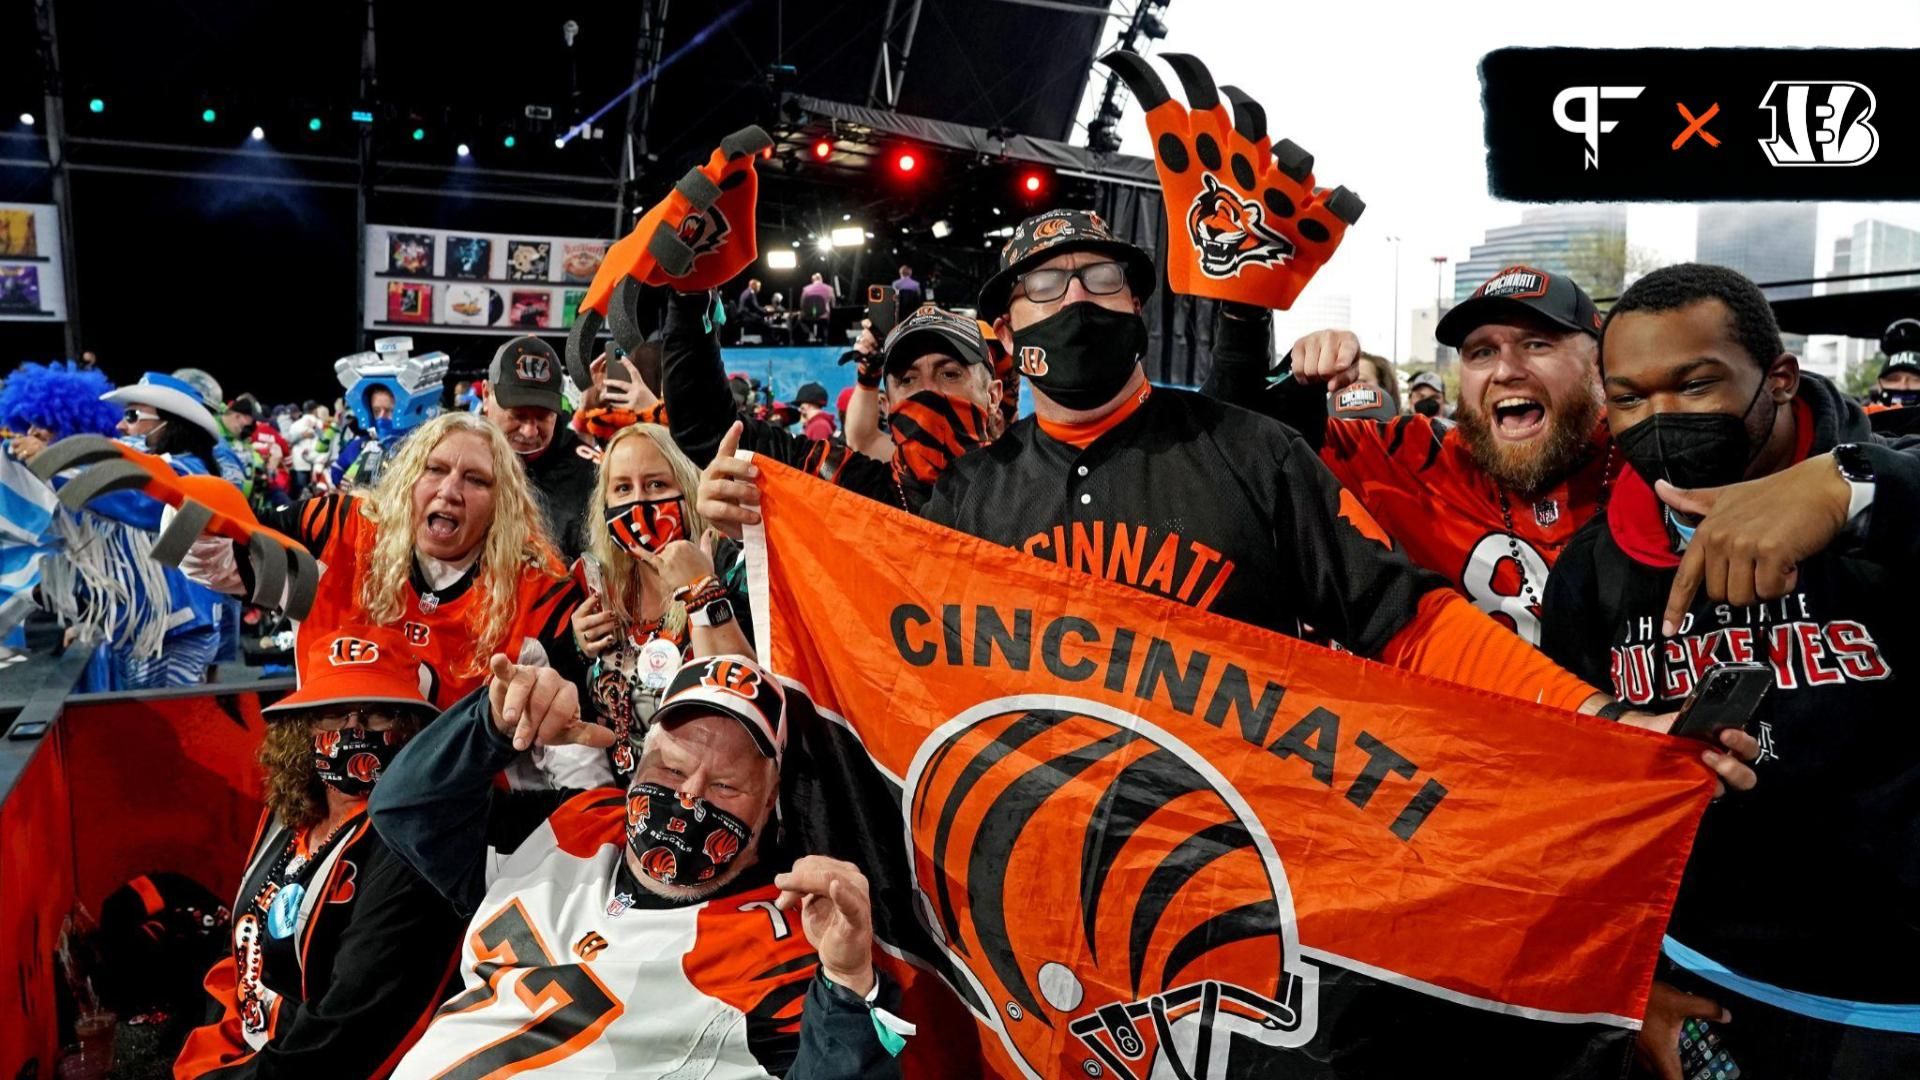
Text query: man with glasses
910 210 1725 731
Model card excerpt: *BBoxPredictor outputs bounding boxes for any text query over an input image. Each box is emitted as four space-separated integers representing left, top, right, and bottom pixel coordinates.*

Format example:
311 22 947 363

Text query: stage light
831 225 865 248
931 220 953 239
553 137 566 148
250 126 265 141
894 151 917 174
842 213 852 221
18 113 33 127
502 135 516 148
456 143 471 157
411 127 425 141
767 249 797 270
88 98 104 114
814 236 834 254
201 108 216 123
308 117 322 131
1021 171 1044 195
811 138 832 160
351 109 375 123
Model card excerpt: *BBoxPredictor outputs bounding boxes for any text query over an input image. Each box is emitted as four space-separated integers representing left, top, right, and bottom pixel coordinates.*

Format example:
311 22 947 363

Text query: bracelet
1595 700 1632 722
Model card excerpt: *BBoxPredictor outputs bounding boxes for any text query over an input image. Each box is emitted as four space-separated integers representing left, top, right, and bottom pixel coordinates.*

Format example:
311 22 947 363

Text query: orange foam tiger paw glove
1102 51 1364 310
567 125 774 387
31 436 319 618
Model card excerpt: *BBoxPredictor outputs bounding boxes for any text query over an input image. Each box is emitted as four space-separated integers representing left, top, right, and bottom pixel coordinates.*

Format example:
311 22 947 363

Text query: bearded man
1207 265 1615 644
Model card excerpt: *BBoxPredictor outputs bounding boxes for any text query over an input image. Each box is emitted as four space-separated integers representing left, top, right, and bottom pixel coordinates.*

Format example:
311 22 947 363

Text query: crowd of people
6 132 1919 1080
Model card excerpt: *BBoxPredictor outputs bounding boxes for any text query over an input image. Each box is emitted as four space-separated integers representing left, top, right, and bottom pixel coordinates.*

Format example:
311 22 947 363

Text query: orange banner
744 454 1713 1079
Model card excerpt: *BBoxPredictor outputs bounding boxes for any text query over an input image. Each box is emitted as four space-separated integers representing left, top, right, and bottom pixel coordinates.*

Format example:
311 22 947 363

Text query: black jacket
921 385 1450 652
524 423 597 562
1541 374 1920 1002
662 291 897 505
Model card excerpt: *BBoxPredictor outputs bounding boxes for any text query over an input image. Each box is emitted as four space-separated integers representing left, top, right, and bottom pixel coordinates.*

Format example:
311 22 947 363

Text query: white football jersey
392 790 819 1080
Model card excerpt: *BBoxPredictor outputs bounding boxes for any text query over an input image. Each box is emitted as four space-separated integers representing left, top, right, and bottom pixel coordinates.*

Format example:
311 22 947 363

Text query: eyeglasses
122 408 162 426
1012 260 1128 305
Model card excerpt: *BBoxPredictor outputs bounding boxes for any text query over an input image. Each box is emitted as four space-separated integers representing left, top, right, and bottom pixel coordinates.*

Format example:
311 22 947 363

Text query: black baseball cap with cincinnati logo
489 335 565 412
1436 265 1604 348
977 208 1157 321
651 654 788 768
882 304 989 375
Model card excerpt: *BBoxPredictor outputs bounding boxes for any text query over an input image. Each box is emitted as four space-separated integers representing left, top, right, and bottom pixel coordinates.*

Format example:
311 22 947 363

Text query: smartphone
866 285 900 339
1678 1016 1742 1080
580 554 607 599
1672 662 1770 743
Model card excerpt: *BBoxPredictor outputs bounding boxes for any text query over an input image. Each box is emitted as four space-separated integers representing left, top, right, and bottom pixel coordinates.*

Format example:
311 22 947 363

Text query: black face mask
1615 376 1771 492
1009 302 1147 411
1875 387 1920 409
311 725 407 798
1412 397 1442 418
624 781 754 888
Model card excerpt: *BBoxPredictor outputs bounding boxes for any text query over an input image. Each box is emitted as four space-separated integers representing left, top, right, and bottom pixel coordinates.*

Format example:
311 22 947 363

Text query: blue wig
0 362 123 439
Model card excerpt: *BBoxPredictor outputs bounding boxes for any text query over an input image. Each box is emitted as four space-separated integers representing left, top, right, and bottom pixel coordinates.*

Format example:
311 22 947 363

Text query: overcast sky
1071 0 1920 353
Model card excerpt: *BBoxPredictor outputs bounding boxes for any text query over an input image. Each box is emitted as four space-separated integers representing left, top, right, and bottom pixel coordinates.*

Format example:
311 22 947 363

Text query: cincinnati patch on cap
883 305 988 373
1436 264 1602 348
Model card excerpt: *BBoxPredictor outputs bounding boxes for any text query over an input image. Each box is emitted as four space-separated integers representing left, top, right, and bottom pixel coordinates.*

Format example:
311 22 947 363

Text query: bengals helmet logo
904 697 1318 1079
328 637 379 666
703 826 742 866
700 658 762 702
1017 346 1048 378
627 790 651 827
1032 217 1070 240
313 730 341 756
675 206 732 262
345 751 382 784
1186 174 1296 279
638 845 679 884
514 352 552 383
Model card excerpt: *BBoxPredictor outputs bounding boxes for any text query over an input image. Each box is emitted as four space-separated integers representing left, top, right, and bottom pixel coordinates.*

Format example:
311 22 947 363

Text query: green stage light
308 117 322 131
201 108 217 123
411 127 425 141
88 98 104 114
503 135 515 148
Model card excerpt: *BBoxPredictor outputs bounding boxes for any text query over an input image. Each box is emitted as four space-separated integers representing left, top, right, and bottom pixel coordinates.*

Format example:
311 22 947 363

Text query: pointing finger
1662 543 1705 637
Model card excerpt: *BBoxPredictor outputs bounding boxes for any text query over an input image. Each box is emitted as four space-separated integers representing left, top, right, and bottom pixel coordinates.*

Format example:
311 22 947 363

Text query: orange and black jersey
1200 309 1619 645
259 494 585 707
661 291 899 506
173 810 463 1080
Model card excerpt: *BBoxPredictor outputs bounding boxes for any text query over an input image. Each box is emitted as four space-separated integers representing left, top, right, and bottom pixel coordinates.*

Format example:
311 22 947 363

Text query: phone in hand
1678 1016 1742 1080
581 554 607 599
1672 661 1771 743
866 285 900 339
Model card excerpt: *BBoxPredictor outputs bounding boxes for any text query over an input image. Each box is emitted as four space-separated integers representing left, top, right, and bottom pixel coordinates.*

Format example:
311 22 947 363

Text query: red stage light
895 151 917 173
1022 172 1043 194
812 138 832 160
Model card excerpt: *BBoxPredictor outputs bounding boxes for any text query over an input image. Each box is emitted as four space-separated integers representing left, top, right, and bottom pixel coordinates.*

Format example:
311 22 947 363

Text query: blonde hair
356 412 563 676
587 423 713 625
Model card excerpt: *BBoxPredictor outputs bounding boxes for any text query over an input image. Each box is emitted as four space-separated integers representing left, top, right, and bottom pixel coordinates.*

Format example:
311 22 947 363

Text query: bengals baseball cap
1436 265 1604 348
977 208 1157 321
264 627 438 719
1328 382 1396 422
882 304 989 375
1408 372 1445 396
488 335 564 412
793 381 829 407
651 655 787 767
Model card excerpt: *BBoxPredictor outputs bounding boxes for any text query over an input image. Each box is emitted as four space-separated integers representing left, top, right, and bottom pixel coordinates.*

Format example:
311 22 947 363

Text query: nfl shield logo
1533 500 1560 527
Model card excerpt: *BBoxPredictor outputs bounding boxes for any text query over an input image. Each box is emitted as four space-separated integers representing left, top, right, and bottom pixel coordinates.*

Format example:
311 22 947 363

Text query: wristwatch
1831 443 1876 523
688 595 734 629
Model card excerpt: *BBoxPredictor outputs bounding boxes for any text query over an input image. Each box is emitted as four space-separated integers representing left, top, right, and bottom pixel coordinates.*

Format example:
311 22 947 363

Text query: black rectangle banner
1482 48 1917 200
